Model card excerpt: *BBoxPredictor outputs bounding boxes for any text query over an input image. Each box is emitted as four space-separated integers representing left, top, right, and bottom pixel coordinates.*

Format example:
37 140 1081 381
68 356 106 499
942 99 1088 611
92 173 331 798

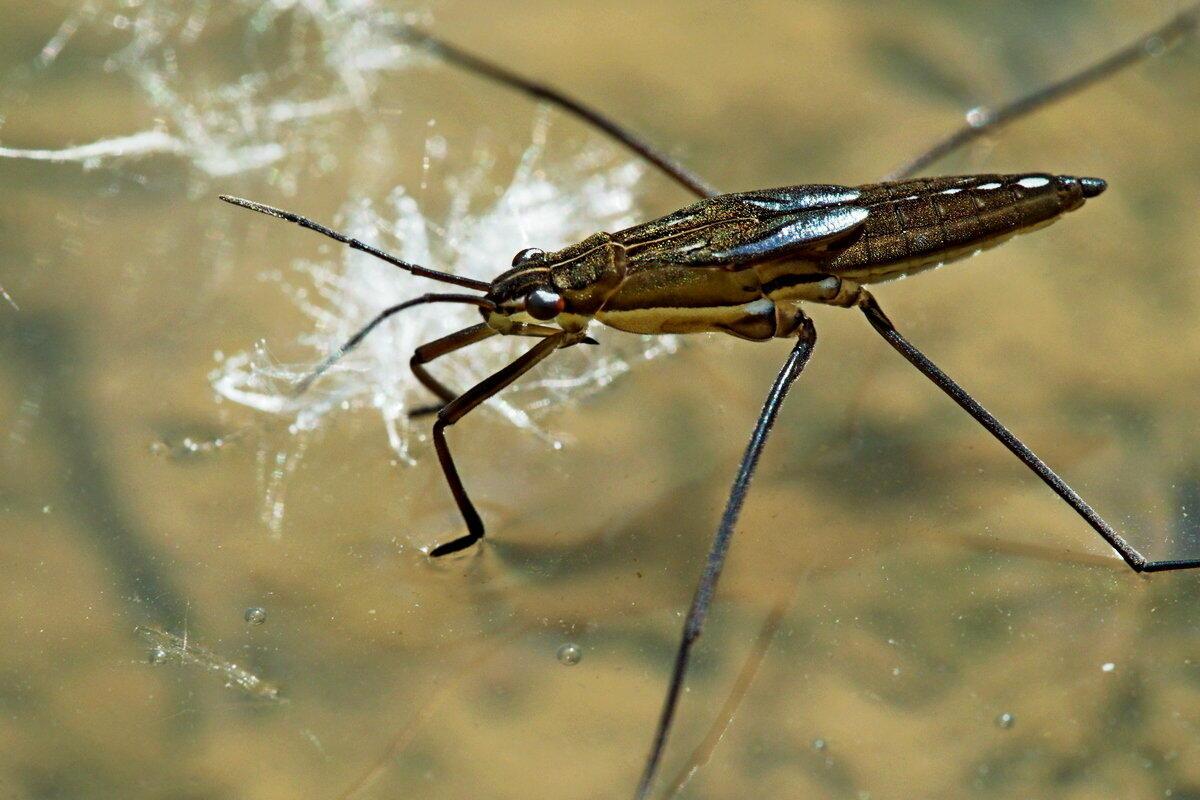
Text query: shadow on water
2 313 188 627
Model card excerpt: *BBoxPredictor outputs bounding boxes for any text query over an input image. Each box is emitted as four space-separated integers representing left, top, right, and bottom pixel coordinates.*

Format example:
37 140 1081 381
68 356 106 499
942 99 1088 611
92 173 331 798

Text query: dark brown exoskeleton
220 8 1200 799
493 173 1105 342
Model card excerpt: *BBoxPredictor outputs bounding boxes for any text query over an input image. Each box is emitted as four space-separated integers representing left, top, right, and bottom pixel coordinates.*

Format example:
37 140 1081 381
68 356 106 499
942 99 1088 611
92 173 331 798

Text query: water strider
220 6 1200 798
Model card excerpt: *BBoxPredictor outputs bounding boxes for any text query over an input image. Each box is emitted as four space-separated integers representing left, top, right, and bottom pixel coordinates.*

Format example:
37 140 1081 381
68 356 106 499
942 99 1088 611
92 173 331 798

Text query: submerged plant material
6 1 421 175
137 626 282 701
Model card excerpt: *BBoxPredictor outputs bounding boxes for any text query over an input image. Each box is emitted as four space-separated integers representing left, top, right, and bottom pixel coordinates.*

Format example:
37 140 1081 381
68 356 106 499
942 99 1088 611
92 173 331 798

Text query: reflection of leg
858 291 1200 573
885 5 1200 180
429 332 574 557
636 315 818 800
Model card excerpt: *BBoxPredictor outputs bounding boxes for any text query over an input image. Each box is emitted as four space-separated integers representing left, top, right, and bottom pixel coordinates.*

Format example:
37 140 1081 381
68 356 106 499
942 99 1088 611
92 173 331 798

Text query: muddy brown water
2 2 1199 798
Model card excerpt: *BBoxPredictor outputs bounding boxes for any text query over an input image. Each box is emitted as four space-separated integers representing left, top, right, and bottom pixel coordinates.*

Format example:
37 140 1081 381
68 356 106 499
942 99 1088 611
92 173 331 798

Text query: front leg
635 315 818 799
408 323 497 418
408 322 593 418
428 331 579 556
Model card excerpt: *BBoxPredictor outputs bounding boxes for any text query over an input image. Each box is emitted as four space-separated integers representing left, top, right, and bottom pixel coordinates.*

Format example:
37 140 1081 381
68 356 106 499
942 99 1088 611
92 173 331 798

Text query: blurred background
2 2 1200 798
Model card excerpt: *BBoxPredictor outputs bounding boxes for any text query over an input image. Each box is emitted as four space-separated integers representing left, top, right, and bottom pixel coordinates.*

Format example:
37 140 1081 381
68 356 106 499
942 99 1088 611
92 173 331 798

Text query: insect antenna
294 293 495 395
219 195 492 292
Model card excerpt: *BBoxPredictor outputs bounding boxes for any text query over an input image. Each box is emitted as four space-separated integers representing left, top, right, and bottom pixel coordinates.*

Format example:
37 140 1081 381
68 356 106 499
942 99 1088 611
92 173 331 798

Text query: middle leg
428 331 579 557
408 322 592 418
635 315 818 800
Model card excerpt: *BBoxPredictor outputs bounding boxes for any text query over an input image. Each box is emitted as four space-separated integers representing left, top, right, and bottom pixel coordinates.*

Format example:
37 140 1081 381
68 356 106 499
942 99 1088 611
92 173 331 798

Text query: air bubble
244 606 268 625
965 106 992 128
556 643 582 666
996 712 1015 729
812 738 827 751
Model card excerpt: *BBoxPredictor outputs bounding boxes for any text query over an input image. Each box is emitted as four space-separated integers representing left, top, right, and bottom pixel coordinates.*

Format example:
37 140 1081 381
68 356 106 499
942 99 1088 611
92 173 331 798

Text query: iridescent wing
619 185 869 269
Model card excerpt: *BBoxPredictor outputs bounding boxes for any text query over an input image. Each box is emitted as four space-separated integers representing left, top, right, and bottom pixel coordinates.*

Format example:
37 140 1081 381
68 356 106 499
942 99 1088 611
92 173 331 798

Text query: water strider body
220 8 1200 800
226 171 1108 559
489 173 1105 342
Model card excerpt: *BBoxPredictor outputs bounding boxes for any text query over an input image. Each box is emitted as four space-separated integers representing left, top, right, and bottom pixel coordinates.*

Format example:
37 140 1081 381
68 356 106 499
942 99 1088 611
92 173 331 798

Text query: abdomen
822 173 1105 283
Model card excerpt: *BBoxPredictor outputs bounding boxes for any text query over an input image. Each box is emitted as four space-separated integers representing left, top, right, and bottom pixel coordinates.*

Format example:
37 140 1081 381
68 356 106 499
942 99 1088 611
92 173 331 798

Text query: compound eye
525 288 565 321
511 247 545 267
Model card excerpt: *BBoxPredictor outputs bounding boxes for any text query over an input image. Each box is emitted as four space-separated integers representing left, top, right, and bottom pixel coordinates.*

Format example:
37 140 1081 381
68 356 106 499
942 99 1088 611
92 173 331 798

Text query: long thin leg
857 292 1200 574
635 316 818 800
886 3 1200 181
396 27 718 199
401 8 1199 198
407 322 594 418
664 596 791 799
409 323 498 414
429 331 576 557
